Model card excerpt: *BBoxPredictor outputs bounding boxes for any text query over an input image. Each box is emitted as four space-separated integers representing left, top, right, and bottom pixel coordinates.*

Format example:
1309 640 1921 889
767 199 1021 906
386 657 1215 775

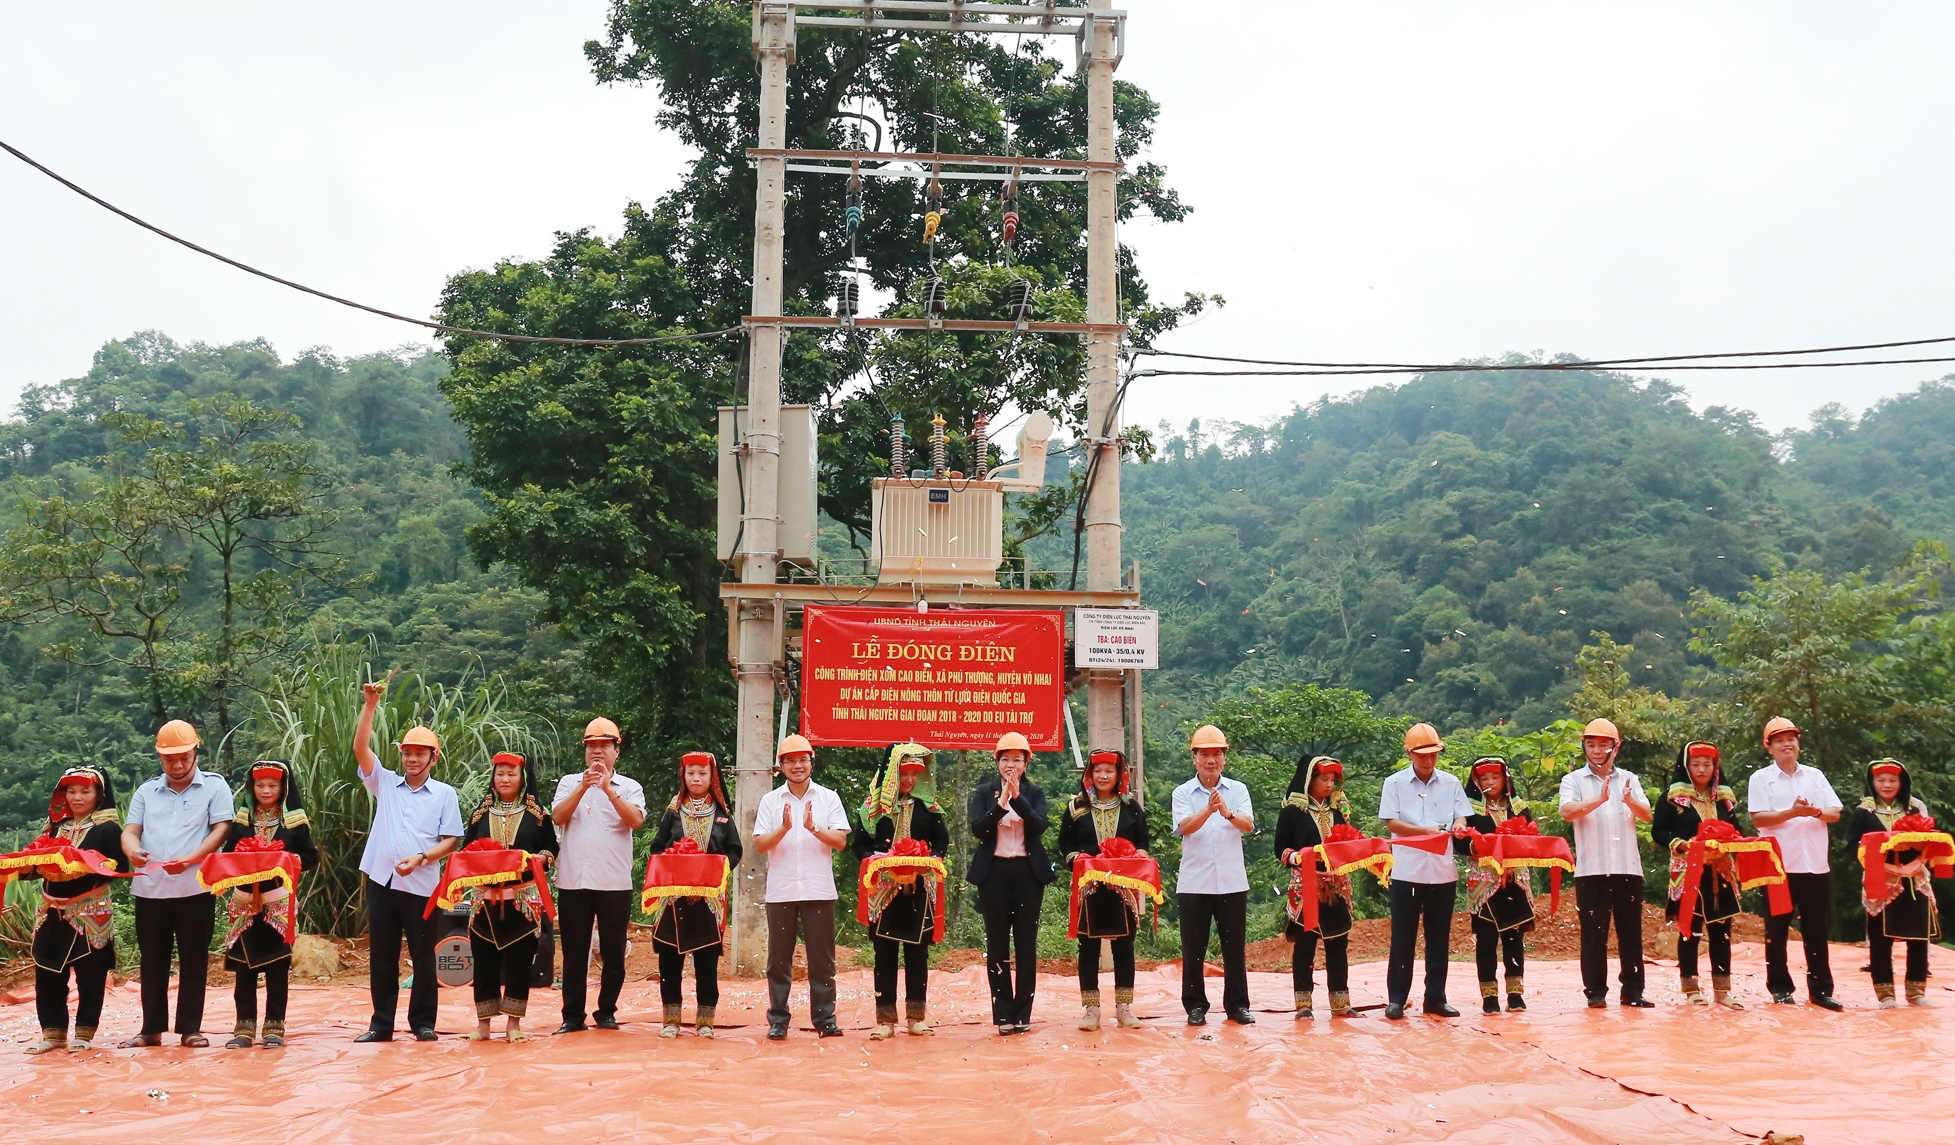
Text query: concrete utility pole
730 2 793 976
1082 15 1126 759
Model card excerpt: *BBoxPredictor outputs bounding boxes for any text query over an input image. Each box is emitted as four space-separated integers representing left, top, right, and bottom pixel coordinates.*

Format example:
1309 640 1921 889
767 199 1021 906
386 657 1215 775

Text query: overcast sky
4 1 1952 436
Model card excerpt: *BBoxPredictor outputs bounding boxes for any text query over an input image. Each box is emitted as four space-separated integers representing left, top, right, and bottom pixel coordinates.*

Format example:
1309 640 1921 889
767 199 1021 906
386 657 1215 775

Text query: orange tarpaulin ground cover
4 940 1950 1144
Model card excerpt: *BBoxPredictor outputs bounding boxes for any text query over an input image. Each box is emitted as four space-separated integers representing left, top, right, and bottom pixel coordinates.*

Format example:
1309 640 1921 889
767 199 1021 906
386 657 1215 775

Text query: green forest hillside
1096 368 1953 751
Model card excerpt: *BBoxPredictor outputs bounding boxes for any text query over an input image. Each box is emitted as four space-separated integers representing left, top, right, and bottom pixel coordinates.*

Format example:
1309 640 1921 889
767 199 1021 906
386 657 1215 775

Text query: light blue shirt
358 761 463 898
1377 765 1472 884
127 769 235 899
1171 775 1254 895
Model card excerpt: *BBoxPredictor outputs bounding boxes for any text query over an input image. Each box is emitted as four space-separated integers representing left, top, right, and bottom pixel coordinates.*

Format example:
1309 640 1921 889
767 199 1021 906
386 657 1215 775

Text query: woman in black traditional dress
1459 757 1535 1014
853 743 950 1039
461 751 557 1042
1056 748 1150 1031
647 750 743 1037
1273 755 1358 1020
1846 758 1938 1007
25 767 125 1054
220 760 319 1047
1651 741 1744 1008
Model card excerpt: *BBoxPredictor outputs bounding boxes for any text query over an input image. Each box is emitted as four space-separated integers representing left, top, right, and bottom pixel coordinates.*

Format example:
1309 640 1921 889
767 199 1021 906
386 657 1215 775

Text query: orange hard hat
1581 718 1621 744
1189 724 1230 751
1403 723 1444 754
777 733 814 758
1761 716 1799 746
583 717 622 743
994 731 1031 756
155 719 200 754
398 726 441 753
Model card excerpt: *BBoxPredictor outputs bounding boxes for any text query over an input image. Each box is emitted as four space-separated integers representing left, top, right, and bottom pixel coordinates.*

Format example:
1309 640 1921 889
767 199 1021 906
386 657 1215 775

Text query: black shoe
1295 1008 1313 1021
353 1029 392 1044
1586 994 1608 1009
1770 991 1796 1005
413 1027 438 1042
554 1022 588 1035
1622 996 1655 1009
766 1023 788 1041
999 1023 1027 1036
815 1023 844 1038
1810 994 1845 1012
1424 1003 1460 1018
1383 1003 1406 1020
1185 1007 1207 1026
594 1016 620 1031
1506 994 1527 1012
1225 1007 1256 1025
1483 996 1501 1015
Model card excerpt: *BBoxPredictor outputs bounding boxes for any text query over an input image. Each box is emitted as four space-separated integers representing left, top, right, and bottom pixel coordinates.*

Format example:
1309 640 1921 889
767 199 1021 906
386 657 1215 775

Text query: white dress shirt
357 763 464 897
1377 766 1471 884
755 781 851 903
127 769 235 899
1557 765 1649 878
1746 762 1841 874
552 771 647 892
1171 775 1253 895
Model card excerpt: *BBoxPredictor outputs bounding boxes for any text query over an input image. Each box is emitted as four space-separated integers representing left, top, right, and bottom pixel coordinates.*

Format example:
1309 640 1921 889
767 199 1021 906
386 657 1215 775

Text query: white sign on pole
1074 608 1159 670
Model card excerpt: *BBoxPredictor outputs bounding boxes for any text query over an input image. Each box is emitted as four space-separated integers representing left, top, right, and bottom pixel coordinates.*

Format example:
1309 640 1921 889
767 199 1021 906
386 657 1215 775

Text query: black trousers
1764 871 1834 998
1078 934 1137 995
366 879 439 1033
1866 918 1929 985
234 962 290 1024
471 932 539 1017
35 936 113 1033
872 937 930 1014
657 943 721 1009
558 888 631 1025
1676 921 1732 980
1576 874 1645 1001
766 899 837 1026
1472 915 1524 986
134 893 215 1036
1179 890 1250 1014
1386 881 1454 1007
1292 931 1348 997
976 857 1043 1025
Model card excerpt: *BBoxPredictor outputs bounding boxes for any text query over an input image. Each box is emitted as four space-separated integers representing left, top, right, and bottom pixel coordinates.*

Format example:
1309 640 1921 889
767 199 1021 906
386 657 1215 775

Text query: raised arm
354 679 386 779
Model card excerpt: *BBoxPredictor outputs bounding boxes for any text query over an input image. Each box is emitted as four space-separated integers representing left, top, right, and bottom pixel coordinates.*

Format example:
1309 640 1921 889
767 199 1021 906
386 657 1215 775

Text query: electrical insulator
923 179 943 245
835 277 859 318
1002 195 1019 246
925 275 948 315
972 413 990 481
930 413 948 479
846 173 863 239
1007 276 1033 324
890 414 907 477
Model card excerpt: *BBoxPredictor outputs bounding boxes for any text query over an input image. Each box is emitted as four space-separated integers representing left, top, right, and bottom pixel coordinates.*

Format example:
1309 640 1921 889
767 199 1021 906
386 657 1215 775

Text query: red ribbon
857 854 948 943
1677 826 1791 939
1856 827 1955 902
199 850 306 939
1467 831 1574 916
1066 854 1164 939
424 846 555 922
1287 835 1395 933
0 840 131 886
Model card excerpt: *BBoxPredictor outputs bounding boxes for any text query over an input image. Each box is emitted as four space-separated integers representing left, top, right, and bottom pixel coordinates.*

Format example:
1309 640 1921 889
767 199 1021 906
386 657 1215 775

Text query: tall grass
0 875 39 960
255 641 557 937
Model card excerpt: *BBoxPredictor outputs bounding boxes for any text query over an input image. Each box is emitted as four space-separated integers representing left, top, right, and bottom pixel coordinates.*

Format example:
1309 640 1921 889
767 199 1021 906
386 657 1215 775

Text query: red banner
800 606 1066 750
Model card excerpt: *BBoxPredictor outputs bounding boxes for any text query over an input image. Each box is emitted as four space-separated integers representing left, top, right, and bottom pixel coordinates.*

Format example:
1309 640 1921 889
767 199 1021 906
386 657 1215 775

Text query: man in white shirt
1557 718 1654 1009
1377 723 1473 1020
551 716 647 1033
1746 716 1844 1010
119 720 235 1048
1172 725 1256 1026
754 733 851 1040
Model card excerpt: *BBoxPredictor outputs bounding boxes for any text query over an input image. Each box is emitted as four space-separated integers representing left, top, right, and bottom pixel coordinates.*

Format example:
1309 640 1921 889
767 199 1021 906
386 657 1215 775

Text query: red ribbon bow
889 836 933 858
460 837 507 853
1327 823 1364 843
1495 816 1539 837
1893 812 1938 834
665 836 703 855
233 836 286 854
1097 836 1138 859
1678 821 1790 938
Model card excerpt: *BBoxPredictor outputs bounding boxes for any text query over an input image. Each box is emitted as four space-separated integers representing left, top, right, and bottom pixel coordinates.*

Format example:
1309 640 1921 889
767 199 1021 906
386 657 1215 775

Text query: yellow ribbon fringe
640 863 729 912
201 864 295 898
0 850 117 886
1077 867 1167 905
435 866 529 912
860 855 947 893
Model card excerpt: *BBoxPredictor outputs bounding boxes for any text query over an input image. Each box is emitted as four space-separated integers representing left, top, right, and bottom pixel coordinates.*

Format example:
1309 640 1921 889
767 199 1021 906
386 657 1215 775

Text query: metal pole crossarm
743 315 1126 335
720 583 1140 608
745 149 1122 173
763 1 1127 39
779 163 1082 182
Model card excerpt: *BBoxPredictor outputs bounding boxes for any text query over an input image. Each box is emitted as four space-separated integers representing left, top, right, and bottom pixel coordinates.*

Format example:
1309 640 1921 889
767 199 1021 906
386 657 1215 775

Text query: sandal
507 1030 530 1044
180 1034 210 1048
119 1033 162 1049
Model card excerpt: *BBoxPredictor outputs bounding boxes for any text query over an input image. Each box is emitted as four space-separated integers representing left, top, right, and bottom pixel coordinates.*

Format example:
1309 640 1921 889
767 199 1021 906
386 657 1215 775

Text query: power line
1135 355 1955 380
1139 332 1955 371
1 137 737 349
